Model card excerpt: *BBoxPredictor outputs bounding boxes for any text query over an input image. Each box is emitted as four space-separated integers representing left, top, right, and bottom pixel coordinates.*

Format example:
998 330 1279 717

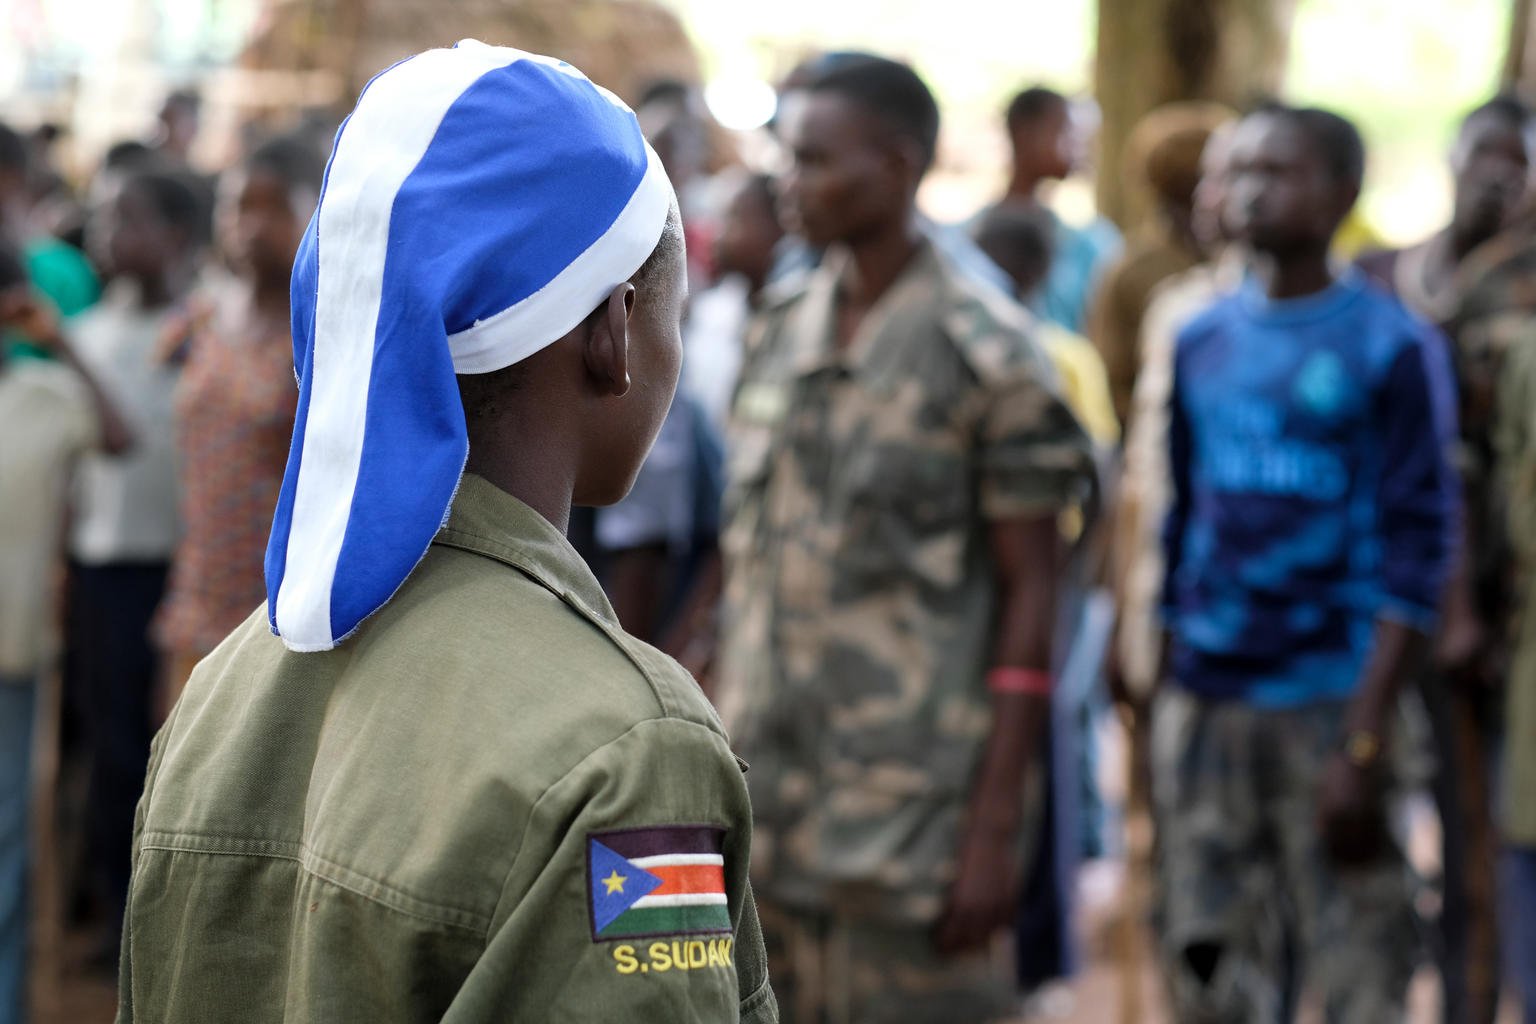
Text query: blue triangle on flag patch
588 840 663 933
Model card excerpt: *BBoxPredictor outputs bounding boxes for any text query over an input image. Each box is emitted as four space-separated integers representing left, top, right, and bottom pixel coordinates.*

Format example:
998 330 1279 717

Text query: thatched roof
240 0 702 110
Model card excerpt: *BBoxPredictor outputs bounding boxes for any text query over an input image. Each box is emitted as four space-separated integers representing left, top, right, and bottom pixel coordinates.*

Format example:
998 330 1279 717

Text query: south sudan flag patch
587 825 731 941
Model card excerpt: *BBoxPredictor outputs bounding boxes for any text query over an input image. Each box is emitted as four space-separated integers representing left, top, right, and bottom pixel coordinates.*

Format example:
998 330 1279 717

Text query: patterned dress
157 284 297 659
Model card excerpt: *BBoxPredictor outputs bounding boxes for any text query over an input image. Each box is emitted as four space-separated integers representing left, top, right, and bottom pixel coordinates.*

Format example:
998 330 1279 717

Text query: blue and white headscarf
265 40 675 652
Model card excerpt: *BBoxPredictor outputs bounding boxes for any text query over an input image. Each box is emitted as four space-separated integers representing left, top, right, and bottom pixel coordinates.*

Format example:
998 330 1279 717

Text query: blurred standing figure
1358 99 1534 672
0 124 98 330
1109 123 1246 1024
154 138 322 698
590 80 733 635
640 172 787 678
152 90 201 169
636 78 718 287
684 170 784 434
994 86 1121 334
1113 122 1241 712
974 201 1118 1003
0 247 130 1024
1496 317 1536 1024
974 204 1119 448
718 55 1094 1023
1088 103 1232 425
1433 104 1536 1024
1357 95 1536 1024
1358 97 1534 325
65 170 200 959
1157 105 1459 1021
594 391 721 645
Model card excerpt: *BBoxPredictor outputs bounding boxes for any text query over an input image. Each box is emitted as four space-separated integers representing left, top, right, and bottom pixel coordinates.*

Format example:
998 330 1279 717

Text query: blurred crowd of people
4 43 1536 1024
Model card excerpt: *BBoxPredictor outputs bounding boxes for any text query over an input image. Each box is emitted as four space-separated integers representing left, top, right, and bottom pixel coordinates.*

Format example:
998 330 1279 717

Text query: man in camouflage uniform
716 56 1093 1024
1495 322 1536 1021
1446 169 1536 1020
1355 96 1536 1024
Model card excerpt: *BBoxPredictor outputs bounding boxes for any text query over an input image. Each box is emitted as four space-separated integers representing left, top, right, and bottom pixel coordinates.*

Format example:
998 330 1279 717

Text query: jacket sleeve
441 716 776 1023
1372 331 1461 631
115 701 182 1024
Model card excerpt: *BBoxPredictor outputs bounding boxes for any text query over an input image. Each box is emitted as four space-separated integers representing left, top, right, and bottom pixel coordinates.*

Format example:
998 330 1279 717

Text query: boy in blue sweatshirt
1155 104 1459 1022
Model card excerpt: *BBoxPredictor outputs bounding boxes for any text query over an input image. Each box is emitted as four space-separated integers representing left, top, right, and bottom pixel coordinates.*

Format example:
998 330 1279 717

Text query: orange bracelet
986 667 1052 697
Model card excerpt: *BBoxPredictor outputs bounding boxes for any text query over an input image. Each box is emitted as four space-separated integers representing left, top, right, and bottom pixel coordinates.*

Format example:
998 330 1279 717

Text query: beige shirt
67 282 182 564
1113 256 1241 695
0 359 98 677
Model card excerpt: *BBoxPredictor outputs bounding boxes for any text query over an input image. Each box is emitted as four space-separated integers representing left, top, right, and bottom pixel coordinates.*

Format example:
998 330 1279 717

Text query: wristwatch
1342 729 1382 770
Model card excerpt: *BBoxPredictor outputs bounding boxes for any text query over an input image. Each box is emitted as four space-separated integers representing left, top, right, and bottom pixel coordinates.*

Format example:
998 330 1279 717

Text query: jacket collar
433 473 618 628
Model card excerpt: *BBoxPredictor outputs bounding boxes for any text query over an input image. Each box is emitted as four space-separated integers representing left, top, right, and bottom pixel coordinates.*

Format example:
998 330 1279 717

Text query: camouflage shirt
1446 225 1536 623
1448 225 1536 843
716 240 1094 926
1497 326 1536 844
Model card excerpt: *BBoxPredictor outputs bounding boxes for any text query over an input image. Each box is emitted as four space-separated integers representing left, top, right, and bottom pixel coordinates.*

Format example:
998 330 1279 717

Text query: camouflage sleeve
1496 335 1536 563
974 350 1097 522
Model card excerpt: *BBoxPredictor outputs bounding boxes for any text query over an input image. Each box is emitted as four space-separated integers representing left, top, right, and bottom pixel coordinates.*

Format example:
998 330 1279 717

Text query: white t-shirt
68 283 182 564
681 275 750 437
595 396 696 553
0 359 98 676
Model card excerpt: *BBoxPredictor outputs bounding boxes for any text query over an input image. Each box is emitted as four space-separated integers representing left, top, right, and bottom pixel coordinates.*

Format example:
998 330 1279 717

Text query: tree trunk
1505 0 1535 92
1094 0 1297 231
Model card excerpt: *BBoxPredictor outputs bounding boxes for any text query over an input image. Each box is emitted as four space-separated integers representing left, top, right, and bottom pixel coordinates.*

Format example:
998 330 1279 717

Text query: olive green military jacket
118 474 777 1023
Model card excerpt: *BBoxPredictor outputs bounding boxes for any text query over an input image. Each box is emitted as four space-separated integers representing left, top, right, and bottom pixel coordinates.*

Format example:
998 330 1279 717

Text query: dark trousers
0 677 35 1024
65 561 165 944
1015 733 1068 991
1504 847 1536 1024
1419 670 1502 1024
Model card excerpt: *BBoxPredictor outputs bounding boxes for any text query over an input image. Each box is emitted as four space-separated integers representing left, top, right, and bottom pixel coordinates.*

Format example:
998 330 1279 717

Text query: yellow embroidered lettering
707 940 724 967
649 942 672 972
724 938 733 964
612 945 638 975
688 940 708 968
672 940 687 970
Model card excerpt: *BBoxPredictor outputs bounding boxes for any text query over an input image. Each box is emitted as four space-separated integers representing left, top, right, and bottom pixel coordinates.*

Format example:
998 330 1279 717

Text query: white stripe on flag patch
630 853 725 869
631 893 729 909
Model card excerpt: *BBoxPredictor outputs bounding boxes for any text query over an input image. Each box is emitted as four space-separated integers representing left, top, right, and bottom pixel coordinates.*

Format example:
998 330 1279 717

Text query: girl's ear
582 282 636 397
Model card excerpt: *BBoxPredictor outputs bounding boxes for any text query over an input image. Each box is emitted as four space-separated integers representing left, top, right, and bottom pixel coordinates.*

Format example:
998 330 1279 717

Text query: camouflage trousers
1151 687 1418 1024
756 897 1017 1024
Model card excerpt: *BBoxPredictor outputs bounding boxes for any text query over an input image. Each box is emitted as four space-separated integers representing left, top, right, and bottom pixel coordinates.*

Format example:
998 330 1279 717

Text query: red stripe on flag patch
649 863 726 897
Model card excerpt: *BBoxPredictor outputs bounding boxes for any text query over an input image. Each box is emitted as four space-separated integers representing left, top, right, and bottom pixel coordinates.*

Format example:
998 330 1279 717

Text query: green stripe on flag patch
597 903 732 938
